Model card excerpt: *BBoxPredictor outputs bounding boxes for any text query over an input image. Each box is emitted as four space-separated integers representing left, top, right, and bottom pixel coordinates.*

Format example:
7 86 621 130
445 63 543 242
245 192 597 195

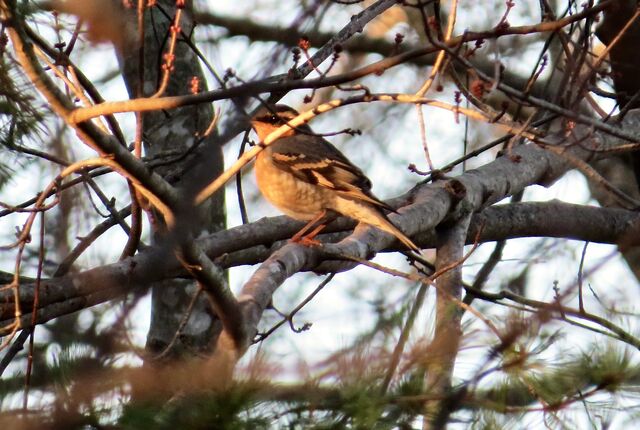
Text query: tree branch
3 114 640 346
423 213 471 429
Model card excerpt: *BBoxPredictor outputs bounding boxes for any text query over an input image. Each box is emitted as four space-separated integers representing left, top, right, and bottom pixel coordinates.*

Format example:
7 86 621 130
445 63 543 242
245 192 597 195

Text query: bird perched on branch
250 104 419 252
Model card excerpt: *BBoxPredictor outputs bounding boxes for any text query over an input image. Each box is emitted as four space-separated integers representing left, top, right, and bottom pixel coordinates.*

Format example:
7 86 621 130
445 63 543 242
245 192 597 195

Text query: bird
250 104 420 252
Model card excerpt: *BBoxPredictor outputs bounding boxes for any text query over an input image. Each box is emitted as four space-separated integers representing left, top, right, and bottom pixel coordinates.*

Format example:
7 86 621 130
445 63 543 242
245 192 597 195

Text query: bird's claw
291 236 322 247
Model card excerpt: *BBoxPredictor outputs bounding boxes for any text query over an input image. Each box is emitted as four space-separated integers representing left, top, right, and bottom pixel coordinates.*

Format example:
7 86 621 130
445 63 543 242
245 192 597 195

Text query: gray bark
117 0 226 358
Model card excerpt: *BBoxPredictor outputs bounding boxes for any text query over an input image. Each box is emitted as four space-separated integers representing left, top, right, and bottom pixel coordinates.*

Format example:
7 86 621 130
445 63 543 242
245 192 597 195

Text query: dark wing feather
270 135 396 212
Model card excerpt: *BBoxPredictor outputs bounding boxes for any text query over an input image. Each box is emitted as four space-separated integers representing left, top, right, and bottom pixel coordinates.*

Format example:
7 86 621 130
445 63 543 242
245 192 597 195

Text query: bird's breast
255 151 328 220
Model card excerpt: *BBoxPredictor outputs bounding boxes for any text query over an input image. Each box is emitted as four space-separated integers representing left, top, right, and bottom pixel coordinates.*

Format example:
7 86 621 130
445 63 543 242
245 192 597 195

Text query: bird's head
251 104 309 141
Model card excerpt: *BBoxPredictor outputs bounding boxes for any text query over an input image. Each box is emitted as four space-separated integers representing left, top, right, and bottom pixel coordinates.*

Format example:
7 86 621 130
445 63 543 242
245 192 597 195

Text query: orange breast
255 150 327 220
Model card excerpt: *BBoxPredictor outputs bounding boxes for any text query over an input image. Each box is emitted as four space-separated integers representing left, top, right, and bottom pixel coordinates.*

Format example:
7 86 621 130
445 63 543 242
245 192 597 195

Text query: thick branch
2 198 638 332
3 114 640 338
423 214 471 429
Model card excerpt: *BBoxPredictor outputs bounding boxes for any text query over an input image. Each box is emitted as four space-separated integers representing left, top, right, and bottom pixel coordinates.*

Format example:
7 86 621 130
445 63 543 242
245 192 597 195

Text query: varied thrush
251 104 419 252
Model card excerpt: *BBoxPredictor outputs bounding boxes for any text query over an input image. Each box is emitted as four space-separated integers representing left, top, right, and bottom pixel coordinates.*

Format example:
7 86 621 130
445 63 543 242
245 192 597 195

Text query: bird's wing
269 135 395 211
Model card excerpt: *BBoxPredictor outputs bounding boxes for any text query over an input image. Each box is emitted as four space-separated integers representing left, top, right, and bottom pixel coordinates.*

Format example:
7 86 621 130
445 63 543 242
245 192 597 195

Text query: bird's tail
368 211 420 253
334 196 420 252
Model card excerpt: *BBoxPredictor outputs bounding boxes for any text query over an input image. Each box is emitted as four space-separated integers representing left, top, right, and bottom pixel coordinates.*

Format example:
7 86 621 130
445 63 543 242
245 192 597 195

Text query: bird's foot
291 236 322 247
